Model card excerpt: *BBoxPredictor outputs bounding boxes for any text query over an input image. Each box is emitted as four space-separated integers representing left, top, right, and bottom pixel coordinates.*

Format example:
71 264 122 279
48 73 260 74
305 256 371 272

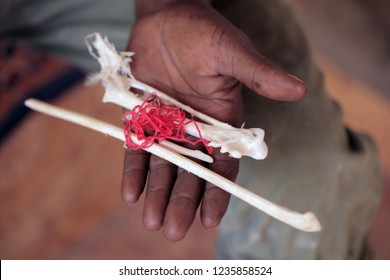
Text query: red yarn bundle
123 93 212 154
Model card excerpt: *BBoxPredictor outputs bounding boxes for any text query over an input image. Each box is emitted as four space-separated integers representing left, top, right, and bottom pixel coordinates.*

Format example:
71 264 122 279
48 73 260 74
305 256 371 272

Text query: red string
123 93 212 154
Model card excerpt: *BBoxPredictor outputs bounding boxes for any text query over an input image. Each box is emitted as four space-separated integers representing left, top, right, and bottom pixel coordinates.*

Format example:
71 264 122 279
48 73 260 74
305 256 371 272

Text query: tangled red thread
123 93 212 154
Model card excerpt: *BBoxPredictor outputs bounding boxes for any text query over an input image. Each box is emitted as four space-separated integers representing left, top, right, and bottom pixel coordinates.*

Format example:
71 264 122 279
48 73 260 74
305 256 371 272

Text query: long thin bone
25 98 321 232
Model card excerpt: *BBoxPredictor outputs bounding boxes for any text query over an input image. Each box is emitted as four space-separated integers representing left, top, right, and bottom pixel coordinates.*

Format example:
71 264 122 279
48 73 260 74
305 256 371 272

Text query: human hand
121 0 307 241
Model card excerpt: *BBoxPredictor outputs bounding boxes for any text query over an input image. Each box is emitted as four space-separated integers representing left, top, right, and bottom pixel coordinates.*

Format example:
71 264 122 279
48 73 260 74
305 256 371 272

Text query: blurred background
1 0 389 259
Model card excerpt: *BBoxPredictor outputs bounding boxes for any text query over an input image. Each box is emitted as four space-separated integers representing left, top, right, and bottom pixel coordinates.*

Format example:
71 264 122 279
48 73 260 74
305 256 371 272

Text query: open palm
121 2 306 241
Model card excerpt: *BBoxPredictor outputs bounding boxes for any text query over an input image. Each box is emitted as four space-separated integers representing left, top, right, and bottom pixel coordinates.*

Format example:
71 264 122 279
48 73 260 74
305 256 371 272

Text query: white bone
25 98 321 232
85 33 268 160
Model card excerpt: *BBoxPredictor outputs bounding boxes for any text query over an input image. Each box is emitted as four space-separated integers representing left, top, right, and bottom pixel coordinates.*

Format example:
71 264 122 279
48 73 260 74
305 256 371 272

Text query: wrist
135 0 211 18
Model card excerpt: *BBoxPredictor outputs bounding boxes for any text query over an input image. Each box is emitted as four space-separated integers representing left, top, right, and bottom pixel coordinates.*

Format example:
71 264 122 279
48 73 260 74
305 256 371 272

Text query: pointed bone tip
24 98 36 108
300 212 322 232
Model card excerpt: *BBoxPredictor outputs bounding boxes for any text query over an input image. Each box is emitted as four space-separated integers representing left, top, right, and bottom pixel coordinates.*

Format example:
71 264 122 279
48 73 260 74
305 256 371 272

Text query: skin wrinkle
230 48 238 79
214 23 227 75
122 151 149 175
211 22 225 44
183 93 237 107
170 179 203 200
149 161 177 173
146 188 171 195
169 196 200 209
221 74 237 87
157 12 178 93
122 166 146 175
251 63 262 92
121 149 149 203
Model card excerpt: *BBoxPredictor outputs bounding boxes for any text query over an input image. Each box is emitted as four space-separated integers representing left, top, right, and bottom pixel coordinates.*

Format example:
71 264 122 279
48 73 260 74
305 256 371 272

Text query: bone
24 98 321 232
85 33 268 160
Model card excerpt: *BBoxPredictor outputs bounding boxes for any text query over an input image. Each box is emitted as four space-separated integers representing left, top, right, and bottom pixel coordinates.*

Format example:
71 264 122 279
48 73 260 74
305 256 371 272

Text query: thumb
218 38 307 101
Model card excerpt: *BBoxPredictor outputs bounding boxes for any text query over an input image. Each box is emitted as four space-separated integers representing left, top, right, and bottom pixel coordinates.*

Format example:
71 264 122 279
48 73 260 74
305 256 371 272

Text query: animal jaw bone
85 33 268 160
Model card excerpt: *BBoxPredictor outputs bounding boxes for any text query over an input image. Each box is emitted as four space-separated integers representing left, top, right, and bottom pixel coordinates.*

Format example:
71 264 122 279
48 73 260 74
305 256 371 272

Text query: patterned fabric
0 41 84 141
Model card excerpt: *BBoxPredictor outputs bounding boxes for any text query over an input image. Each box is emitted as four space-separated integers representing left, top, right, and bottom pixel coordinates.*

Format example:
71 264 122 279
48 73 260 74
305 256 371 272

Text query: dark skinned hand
121 0 307 241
